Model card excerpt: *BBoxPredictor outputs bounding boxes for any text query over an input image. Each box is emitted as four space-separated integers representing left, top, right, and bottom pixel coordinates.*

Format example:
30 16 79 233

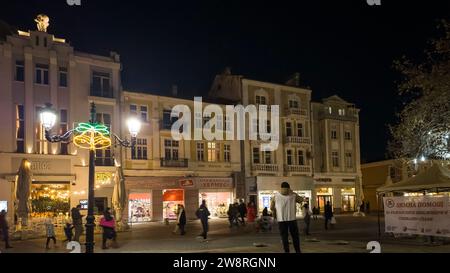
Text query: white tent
377 164 450 193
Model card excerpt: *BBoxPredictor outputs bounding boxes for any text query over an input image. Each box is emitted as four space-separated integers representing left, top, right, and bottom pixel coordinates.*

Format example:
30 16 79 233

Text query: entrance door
341 195 355 212
316 196 332 212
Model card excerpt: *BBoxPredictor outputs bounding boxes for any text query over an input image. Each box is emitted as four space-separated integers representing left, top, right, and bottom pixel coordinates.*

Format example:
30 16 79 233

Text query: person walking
100 208 117 249
71 205 84 242
324 201 333 230
227 204 238 228
45 218 57 249
238 199 247 226
270 182 303 253
246 201 256 223
174 204 186 235
302 203 311 236
0 210 12 249
196 200 210 240
63 221 74 243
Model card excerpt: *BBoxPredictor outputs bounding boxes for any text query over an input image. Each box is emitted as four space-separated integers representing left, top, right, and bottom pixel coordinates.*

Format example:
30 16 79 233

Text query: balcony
90 86 114 98
251 164 279 172
285 136 310 144
284 107 307 117
284 165 311 173
160 158 188 168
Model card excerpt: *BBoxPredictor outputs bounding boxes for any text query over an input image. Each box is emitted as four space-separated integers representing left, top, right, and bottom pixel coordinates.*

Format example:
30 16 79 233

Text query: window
332 151 339 168
286 122 292 137
132 138 148 160
345 131 352 140
58 67 68 87
289 100 299 109
328 107 332 114
35 36 39 46
43 37 47 47
297 123 304 137
345 152 353 168
163 110 176 130
92 72 111 97
194 112 202 130
224 144 231 162
207 142 219 162
130 104 137 116
60 109 68 155
15 61 24 81
256 95 267 105
253 148 260 164
264 151 272 164
95 113 113 166
196 142 205 161
286 150 293 165
203 113 211 130
298 150 305 166
36 106 48 154
338 109 346 116
35 64 49 85
266 120 271 133
164 139 179 160
331 130 337 140
140 106 148 122
16 105 25 153
225 115 232 132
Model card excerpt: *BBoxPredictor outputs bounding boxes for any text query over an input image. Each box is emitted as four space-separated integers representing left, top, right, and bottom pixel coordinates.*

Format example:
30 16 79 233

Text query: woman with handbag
324 201 333 230
100 208 117 249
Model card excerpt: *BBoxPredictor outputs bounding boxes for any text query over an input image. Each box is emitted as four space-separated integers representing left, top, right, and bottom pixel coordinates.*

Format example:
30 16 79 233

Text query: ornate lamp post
40 102 141 253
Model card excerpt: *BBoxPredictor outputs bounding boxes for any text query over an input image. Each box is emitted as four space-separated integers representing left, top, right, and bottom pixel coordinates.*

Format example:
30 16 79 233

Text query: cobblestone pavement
1 215 450 253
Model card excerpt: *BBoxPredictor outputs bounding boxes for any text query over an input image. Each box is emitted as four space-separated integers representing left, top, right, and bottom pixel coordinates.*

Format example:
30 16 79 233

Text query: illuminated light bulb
420 156 426 162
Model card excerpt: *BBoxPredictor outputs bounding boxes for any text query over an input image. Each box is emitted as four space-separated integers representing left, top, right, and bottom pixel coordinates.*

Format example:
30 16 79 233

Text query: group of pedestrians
227 200 256 228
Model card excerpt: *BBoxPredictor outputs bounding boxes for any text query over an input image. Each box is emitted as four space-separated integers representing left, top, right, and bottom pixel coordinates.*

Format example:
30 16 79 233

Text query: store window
199 191 233 218
94 197 107 215
341 188 356 212
30 183 70 218
128 192 152 222
316 188 333 212
163 189 184 220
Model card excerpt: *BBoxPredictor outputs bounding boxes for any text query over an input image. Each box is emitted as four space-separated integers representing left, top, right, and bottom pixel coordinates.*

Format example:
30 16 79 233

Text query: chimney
172 84 178 97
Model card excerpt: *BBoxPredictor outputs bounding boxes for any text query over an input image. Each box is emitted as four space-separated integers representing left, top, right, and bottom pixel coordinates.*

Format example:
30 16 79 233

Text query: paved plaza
2 215 450 253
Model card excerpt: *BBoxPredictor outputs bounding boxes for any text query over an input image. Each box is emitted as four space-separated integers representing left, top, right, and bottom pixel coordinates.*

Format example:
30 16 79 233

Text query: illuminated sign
179 179 194 187
96 172 113 186
79 199 88 210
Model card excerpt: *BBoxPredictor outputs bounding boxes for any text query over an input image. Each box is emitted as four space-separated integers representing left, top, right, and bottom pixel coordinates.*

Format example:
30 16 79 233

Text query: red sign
179 179 194 187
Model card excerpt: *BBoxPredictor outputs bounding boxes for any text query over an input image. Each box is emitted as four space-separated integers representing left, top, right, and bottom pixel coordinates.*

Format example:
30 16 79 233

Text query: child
63 222 74 243
45 218 56 249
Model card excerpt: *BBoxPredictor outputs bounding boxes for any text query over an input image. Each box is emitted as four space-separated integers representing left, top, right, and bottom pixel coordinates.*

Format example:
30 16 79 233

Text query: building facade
120 91 242 221
0 18 122 226
209 70 363 214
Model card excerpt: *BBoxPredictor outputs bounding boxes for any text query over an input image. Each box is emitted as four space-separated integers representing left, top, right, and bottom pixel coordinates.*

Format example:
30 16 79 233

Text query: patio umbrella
112 166 126 222
14 159 32 227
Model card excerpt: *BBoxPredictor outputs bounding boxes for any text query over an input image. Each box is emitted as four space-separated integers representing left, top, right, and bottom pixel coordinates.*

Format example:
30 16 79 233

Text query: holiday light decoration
73 122 112 150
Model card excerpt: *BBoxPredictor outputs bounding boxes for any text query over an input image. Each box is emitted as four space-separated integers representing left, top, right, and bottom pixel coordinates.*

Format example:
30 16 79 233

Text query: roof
322 95 352 105
377 164 450 192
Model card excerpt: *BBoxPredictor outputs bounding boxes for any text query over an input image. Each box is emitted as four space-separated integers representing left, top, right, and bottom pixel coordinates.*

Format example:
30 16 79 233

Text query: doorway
316 196 332 212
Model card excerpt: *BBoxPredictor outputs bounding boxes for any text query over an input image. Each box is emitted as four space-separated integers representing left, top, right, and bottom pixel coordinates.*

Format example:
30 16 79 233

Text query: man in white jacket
270 182 303 253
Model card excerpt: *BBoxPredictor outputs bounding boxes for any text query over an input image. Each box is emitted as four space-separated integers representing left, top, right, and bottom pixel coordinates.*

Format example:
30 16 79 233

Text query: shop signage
179 179 194 187
31 161 51 171
79 199 88 210
384 196 450 237
96 172 113 186
197 178 233 189
315 178 332 182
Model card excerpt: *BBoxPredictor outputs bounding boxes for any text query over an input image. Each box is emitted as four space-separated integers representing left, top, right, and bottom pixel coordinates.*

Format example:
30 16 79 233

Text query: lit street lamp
41 102 140 253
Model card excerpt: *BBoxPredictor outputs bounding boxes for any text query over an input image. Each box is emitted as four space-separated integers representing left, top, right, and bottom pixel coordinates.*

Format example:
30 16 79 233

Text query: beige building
120 91 242 221
0 18 122 225
209 70 362 214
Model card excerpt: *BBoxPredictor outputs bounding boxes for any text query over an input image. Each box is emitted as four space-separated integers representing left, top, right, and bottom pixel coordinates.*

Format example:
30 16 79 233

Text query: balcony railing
90 86 114 98
284 107 307 116
252 164 279 172
284 165 311 173
160 158 188 168
285 136 310 144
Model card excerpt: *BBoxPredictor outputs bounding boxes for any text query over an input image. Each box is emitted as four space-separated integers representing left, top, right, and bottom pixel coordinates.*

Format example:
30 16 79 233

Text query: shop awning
377 164 450 193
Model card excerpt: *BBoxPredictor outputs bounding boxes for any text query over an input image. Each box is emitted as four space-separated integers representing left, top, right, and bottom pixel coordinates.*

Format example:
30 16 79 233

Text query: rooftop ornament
35 14 49 32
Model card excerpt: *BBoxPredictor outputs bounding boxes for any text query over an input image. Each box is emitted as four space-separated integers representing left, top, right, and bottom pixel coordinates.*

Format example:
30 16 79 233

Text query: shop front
316 187 333 212
256 176 314 217
341 187 356 212
128 192 152 223
196 177 234 218
163 189 184 220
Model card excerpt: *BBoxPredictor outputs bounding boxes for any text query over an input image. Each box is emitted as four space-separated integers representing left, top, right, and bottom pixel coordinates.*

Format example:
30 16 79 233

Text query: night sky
1 0 449 163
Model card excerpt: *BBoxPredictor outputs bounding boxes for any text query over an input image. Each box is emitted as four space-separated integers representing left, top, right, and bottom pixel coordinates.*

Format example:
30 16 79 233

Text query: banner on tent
383 196 450 237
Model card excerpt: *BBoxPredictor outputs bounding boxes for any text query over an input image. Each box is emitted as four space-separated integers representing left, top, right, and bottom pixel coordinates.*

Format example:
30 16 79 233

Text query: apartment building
209 70 363 213
0 17 122 223
120 91 242 221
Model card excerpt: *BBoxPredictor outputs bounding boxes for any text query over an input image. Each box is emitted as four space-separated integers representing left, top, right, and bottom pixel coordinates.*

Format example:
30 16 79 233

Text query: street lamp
41 102 141 253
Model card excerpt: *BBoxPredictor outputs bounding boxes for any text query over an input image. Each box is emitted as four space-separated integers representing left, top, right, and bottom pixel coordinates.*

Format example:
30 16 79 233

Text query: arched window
288 94 300 109
255 89 269 105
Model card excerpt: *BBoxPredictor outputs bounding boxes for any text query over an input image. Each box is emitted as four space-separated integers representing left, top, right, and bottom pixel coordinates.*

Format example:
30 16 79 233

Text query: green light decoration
73 122 112 150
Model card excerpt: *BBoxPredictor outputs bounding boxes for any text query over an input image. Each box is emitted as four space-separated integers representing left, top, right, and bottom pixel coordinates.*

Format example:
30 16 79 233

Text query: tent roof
377 164 450 193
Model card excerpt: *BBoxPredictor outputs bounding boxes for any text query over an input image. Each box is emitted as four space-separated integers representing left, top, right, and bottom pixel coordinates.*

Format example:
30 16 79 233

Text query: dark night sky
1 0 450 163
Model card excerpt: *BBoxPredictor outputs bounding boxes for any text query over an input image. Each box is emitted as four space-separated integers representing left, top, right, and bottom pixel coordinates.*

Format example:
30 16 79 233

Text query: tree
388 20 450 161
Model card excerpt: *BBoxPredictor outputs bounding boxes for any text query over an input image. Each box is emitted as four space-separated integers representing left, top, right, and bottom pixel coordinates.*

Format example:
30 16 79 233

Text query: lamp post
40 102 141 253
